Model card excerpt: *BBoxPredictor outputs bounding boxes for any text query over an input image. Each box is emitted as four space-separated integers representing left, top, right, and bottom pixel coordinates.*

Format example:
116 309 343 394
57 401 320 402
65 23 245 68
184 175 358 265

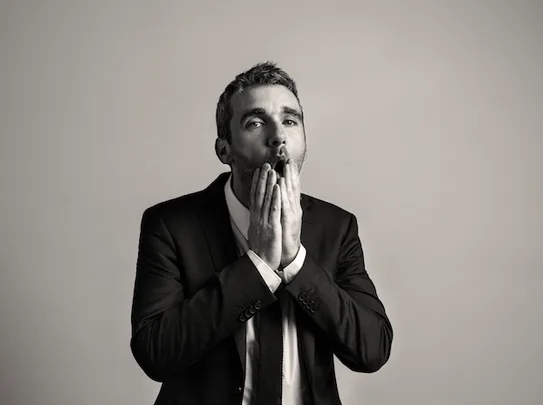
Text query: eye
284 119 297 126
246 121 263 129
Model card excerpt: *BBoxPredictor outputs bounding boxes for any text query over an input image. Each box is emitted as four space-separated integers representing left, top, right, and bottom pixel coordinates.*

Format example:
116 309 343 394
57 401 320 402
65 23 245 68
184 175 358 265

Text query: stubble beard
230 156 262 207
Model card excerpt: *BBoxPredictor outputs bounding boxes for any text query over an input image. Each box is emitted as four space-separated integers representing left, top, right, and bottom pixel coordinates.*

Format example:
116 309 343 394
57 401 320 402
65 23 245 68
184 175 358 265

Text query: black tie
255 284 285 405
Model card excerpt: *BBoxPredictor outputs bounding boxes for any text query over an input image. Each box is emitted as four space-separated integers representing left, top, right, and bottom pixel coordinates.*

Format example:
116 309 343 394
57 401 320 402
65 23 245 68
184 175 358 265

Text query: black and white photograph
1 1 542 404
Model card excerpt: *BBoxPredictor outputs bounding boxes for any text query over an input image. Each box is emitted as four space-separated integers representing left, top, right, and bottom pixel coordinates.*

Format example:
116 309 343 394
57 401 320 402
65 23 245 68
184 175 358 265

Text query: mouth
272 158 287 177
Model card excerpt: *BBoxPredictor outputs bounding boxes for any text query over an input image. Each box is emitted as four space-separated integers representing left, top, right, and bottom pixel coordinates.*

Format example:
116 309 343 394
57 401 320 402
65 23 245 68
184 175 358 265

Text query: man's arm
130 207 276 382
285 213 393 373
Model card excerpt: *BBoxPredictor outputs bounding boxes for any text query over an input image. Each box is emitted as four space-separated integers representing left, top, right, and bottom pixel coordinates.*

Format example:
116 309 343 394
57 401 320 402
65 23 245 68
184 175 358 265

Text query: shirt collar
224 174 250 240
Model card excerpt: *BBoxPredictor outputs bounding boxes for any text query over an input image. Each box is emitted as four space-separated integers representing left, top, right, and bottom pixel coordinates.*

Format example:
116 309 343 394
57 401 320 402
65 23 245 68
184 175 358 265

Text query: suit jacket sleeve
130 207 277 382
286 212 393 373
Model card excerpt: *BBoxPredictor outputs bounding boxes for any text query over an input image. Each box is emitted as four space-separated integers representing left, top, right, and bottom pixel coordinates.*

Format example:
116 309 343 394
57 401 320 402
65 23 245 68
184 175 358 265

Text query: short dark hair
215 61 301 142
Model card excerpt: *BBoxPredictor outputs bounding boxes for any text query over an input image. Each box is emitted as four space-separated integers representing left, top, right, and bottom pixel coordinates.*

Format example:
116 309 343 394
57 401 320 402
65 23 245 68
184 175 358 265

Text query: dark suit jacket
130 172 393 405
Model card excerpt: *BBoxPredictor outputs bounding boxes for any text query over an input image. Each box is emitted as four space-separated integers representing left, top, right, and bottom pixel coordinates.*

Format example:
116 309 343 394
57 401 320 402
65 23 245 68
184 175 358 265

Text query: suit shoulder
141 189 206 221
140 172 230 221
303 193 355 221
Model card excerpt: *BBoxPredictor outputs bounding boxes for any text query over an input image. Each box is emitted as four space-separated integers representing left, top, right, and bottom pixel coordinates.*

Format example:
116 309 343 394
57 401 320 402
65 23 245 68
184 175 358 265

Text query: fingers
254 164 271 216
292 161 301 201
270 183 281 225
280 177 290 212
261 168 277 223
295 171 301 202
250 167 260 210
285 161 293 198
285 159 300 203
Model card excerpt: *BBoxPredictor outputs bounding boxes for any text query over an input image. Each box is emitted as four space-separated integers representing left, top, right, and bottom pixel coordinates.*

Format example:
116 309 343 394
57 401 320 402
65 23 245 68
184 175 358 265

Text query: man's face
227 85 307 188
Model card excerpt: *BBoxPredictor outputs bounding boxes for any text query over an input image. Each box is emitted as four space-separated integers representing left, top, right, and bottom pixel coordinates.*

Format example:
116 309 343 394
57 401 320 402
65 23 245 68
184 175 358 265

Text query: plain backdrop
1 1 542 404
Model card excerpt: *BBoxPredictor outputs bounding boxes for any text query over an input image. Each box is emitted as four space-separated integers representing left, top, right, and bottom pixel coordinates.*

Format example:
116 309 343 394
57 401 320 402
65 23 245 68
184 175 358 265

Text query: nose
266 121 286 148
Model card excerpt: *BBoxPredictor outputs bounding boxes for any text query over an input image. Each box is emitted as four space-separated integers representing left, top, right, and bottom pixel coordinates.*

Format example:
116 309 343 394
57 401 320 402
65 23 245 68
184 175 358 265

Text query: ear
215 137 232 165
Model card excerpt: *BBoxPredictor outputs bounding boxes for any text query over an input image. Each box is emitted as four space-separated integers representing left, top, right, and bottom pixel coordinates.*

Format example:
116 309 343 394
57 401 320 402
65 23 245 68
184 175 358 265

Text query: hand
279 160 302 268
248 163 282 270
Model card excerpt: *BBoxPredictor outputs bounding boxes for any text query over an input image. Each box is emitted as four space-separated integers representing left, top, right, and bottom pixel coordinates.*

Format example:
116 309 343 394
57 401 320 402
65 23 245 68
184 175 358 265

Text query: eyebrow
239 108 266 124
239 106 304 124
282 106 304 121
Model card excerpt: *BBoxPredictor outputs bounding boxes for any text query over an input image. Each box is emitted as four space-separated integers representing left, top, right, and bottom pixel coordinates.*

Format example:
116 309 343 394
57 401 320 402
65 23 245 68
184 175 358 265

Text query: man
130 62 393 405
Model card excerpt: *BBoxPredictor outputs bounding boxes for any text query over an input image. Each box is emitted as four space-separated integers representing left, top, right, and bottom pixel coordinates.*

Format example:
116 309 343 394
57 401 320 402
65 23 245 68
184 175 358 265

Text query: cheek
291 130 306 151
233 139 267 157
230 148 263 168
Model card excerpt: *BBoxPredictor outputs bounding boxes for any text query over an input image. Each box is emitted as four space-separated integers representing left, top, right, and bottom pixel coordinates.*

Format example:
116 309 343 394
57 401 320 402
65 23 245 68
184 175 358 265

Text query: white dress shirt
224 174 306 405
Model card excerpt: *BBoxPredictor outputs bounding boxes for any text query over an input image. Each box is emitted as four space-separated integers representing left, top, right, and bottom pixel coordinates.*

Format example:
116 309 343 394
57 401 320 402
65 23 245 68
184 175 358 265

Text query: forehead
230 85 300 117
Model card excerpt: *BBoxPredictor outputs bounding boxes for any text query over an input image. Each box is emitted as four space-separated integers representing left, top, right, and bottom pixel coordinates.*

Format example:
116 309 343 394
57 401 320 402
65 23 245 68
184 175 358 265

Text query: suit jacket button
254 300 262 310
310 308 316 314
249 305 257 314
239 314 247 322
244 309 252 318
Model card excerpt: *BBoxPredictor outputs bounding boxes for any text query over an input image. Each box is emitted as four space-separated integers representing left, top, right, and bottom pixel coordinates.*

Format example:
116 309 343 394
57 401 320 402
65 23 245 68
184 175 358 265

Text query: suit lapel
297 194 317 387
196 172 238 273
195 172 247 373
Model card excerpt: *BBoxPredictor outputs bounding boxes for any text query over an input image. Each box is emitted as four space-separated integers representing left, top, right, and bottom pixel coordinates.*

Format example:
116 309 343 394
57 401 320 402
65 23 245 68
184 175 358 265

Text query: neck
230 174 251 210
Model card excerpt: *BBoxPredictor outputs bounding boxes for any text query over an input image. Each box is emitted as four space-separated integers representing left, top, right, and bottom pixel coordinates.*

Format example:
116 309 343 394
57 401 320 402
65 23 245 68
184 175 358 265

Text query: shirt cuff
279 244 306 284
246 250 282 293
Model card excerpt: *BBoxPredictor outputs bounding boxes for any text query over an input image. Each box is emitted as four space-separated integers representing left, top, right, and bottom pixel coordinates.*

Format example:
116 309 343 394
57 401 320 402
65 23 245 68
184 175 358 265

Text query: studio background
1 1 542 404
